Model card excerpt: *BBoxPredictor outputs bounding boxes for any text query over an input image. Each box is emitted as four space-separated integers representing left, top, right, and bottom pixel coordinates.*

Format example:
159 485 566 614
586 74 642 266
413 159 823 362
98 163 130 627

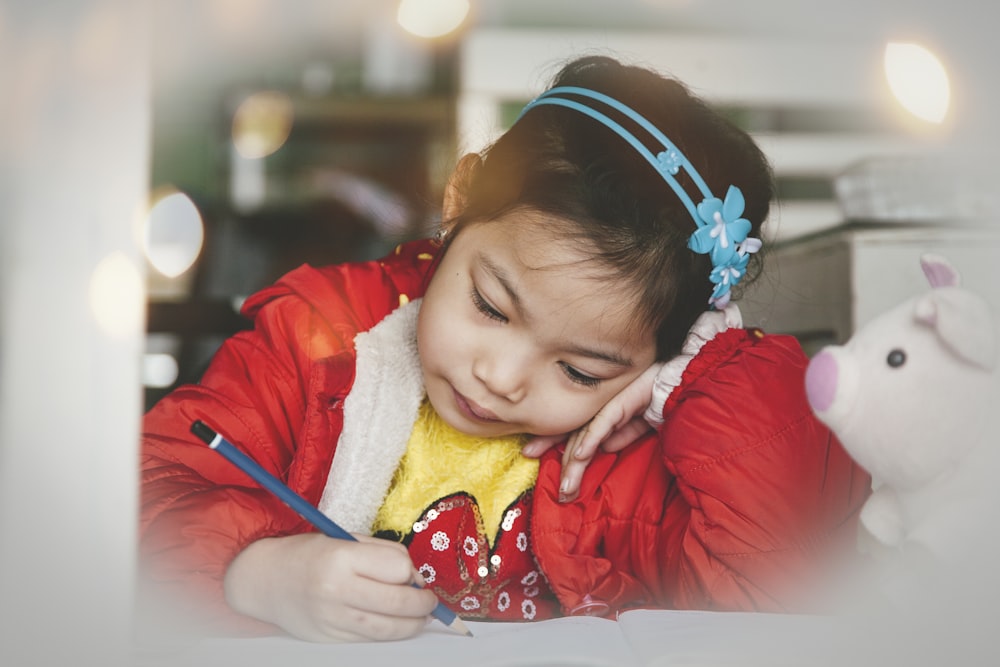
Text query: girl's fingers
320 604 433 642
332 540 439 635
350 537 424 587
261 535 436 643
600 417 653 453
344 574 439 619
559 420 651 502
572 362 663 457
520 433 566 458
572 409 626 459
558 430 592 502
558 456 588 503
557 363 664 503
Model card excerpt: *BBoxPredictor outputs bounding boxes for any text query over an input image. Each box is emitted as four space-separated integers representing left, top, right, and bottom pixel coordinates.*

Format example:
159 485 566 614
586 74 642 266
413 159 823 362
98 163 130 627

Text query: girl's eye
471 287 507 323
559 362 602 388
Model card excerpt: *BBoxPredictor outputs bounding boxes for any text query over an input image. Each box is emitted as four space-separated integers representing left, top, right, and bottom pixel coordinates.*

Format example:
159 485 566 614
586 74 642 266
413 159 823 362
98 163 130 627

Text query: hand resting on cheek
521 361 664 502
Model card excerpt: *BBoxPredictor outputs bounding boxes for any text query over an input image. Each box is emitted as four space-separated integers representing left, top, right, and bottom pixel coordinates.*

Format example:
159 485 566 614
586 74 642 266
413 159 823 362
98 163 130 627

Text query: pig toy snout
805 350 838 414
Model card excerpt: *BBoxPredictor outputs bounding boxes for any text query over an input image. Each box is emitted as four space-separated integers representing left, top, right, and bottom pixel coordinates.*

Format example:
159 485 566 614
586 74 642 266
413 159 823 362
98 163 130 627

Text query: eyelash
470 287 507 322
471 285 602 388
559 363 603 388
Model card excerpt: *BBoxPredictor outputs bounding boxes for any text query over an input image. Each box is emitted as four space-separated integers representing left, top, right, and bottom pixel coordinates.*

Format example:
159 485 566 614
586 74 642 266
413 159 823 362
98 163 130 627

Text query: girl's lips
453 388 501 422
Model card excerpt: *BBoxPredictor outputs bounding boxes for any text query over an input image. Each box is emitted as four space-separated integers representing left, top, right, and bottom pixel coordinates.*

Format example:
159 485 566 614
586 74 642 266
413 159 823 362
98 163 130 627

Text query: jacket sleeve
645 329 870 610
532 329 871 614
138 275 355 636
137 242 438 637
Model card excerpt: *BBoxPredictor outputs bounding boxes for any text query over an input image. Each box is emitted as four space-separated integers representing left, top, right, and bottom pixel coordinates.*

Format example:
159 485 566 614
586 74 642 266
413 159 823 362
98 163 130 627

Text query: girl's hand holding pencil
223 531 441 642
191 421 471 641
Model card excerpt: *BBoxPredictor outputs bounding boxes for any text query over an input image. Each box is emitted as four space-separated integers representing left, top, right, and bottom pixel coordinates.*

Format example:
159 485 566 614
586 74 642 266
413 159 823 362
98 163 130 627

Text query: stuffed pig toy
805 254 999 563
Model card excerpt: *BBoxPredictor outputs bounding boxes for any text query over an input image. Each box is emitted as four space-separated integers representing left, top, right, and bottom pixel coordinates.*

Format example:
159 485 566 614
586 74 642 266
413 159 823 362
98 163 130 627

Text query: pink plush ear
914 289 998 370
921 254 961 288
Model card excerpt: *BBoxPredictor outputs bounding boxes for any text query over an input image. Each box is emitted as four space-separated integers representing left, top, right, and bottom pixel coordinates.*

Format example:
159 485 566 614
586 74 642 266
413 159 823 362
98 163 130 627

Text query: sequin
463 536 479 556
430 531 450 551
418 563 436 584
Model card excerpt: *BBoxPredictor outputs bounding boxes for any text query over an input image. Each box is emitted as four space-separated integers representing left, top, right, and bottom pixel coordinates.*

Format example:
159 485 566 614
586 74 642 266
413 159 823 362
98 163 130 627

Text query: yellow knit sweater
373 400 539 546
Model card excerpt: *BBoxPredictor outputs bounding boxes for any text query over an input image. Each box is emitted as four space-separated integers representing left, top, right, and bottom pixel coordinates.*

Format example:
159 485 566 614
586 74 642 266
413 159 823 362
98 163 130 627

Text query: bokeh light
142 353 179 388
89 252 145 338
884 41 950 124
231 90 294 159
397 0 470 39
143 189 204 278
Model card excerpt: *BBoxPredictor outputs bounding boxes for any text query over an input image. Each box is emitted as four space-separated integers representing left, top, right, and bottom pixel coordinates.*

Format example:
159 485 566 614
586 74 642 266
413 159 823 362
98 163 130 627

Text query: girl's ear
441 153 482 229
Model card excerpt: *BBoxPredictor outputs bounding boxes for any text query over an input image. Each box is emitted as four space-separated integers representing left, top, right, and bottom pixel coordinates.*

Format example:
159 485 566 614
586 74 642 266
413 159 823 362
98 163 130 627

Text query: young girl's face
417 212 657 439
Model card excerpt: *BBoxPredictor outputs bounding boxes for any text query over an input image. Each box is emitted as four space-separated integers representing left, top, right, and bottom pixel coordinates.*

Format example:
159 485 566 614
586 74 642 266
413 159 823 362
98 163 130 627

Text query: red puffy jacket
139 239 869 634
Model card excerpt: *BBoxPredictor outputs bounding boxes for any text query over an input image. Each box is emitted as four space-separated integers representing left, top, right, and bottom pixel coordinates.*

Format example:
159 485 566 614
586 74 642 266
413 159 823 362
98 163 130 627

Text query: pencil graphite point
450 616 473 637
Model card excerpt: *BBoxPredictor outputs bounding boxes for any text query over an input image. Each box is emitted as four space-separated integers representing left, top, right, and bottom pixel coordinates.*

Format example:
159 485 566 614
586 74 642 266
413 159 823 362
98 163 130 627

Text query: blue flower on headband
707 237 763 308
708 255 748 308
519 86 765 311
688 185 751 267
656 150 684 176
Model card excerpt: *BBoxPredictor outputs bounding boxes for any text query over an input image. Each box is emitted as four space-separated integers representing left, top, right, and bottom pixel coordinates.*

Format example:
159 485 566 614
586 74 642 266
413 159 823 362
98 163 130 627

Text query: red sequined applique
405 491 559 620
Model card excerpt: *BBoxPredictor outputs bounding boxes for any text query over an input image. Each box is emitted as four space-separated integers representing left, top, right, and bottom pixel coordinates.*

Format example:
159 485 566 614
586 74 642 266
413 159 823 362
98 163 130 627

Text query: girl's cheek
539 397 594 436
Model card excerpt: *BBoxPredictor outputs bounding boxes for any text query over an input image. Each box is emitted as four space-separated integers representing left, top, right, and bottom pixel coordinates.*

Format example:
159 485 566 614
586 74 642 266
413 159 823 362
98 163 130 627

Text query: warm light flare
231 90 294 159
884 42 950 124
397 0 470 39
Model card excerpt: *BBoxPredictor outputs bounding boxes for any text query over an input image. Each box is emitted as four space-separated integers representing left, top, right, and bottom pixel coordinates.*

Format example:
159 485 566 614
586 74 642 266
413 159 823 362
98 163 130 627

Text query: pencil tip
451 617 473 637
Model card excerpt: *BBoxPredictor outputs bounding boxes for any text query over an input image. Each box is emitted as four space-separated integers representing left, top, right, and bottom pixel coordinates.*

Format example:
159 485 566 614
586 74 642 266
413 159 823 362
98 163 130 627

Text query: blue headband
518 86 762 309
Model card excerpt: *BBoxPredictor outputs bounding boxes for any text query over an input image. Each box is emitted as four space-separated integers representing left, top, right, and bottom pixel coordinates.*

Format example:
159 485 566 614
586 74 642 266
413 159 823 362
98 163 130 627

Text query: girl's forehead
464 215 610 280
458 217 652 348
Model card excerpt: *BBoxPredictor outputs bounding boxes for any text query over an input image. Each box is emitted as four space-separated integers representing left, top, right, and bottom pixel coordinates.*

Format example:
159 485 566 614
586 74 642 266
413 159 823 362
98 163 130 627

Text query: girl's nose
473 348 528 404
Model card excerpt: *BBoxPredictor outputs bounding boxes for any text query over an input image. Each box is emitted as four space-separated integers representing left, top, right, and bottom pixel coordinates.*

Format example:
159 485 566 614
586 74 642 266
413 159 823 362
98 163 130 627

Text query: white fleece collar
317 299 426 533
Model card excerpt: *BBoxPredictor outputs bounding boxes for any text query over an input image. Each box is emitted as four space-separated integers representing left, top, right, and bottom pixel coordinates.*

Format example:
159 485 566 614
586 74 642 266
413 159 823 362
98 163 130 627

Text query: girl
139 56 869 643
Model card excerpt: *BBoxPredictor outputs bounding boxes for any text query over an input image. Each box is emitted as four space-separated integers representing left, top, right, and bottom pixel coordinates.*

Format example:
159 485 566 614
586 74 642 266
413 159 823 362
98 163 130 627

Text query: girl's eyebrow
477 252 634 369
478 252 524 316
564 344 634 368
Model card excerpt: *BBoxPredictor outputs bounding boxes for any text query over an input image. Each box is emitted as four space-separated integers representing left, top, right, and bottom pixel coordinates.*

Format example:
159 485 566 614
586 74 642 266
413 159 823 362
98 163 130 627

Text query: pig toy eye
887 349 907 368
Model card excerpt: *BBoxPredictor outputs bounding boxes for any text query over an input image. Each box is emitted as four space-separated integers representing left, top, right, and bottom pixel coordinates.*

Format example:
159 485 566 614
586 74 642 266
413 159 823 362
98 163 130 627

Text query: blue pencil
190 420 471 637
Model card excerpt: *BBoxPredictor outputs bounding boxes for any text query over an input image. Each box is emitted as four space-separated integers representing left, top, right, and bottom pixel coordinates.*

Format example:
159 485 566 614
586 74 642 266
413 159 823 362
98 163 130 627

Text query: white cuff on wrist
644 304 743 427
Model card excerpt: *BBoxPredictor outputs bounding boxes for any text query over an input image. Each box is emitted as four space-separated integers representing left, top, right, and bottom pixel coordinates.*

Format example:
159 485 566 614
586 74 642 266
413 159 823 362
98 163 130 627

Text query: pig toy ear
920 254 961 288
914 290 998 370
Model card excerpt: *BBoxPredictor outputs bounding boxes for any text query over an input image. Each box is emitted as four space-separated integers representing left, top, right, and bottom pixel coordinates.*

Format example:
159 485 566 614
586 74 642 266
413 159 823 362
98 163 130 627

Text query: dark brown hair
448 55 773 360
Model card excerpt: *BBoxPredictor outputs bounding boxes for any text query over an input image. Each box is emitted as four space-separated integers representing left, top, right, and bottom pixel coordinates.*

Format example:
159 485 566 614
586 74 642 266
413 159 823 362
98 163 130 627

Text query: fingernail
559 477 573 503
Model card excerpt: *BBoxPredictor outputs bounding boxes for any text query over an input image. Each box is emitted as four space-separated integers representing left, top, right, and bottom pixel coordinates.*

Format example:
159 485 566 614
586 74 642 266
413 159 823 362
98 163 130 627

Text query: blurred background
2 1 998 665
140 0 1000 407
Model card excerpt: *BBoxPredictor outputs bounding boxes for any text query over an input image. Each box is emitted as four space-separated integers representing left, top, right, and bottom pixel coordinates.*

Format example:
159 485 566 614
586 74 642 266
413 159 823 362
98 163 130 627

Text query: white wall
0 2 149 665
